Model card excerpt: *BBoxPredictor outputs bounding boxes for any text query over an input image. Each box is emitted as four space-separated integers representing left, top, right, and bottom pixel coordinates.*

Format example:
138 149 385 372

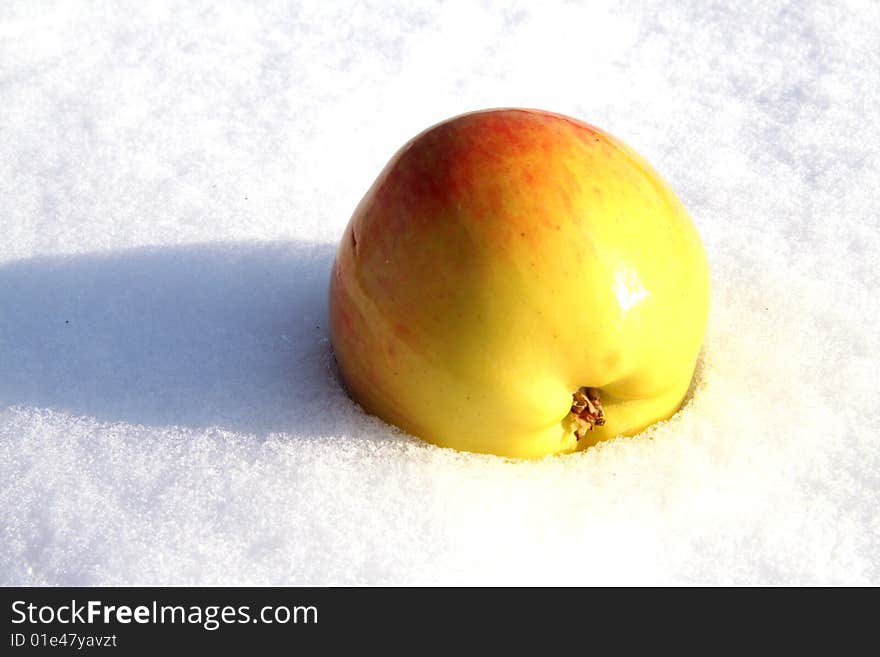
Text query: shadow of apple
0 240 349 437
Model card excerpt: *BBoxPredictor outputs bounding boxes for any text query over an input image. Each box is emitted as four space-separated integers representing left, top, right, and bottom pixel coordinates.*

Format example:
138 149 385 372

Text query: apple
329 108 709 458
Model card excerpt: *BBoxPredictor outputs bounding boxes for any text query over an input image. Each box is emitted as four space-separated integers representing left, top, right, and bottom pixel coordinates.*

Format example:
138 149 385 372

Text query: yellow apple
329 108 709 458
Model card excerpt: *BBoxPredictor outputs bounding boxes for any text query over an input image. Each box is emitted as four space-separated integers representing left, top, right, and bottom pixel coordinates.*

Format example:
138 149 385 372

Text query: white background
1 0 878 584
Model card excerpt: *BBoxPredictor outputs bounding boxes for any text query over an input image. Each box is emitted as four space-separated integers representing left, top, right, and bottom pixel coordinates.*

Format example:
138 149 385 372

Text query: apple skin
329 108 709 458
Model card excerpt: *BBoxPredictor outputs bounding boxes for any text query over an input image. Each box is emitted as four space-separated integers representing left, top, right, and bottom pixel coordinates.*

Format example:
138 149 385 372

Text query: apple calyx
571 387 605 440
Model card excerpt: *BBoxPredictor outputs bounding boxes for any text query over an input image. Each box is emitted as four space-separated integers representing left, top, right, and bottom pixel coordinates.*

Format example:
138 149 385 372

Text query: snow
1 0 878 585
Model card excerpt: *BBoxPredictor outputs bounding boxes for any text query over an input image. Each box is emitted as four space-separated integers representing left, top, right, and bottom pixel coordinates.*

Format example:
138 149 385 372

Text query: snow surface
1 0 878 585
